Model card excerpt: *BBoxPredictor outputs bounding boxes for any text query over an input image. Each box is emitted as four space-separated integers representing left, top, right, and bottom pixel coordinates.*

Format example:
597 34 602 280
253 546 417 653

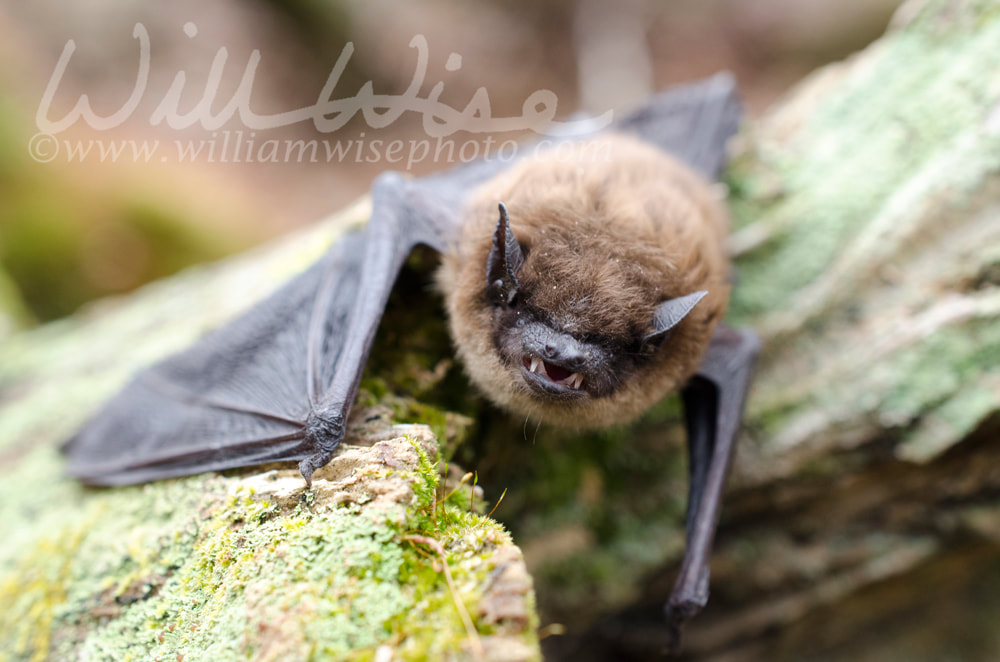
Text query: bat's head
486 201 708 402
438 134 730 428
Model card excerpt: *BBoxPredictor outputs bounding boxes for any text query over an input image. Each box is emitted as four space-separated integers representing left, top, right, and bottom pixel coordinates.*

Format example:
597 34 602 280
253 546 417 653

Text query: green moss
0 434 536 662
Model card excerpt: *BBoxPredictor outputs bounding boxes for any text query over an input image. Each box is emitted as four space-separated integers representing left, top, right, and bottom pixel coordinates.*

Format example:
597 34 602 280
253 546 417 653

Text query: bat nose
563 353 586 370
524 322 590 372
543 341 586 369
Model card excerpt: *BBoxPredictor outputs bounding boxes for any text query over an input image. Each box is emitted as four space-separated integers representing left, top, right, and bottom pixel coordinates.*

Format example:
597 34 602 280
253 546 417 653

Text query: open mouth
521 355 586 394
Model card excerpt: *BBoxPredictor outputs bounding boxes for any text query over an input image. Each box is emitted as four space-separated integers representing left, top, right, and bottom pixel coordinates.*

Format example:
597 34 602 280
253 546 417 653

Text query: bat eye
488 279 519 308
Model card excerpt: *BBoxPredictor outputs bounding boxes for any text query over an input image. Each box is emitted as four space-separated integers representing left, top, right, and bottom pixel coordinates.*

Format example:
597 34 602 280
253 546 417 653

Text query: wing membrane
63 232 365 484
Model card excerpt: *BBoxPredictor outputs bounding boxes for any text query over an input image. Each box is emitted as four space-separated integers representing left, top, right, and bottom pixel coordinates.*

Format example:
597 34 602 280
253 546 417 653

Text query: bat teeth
525 356 583 391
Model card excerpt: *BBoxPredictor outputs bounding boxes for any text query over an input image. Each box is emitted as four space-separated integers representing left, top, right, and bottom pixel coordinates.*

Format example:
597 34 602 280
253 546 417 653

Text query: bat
62 73 759 647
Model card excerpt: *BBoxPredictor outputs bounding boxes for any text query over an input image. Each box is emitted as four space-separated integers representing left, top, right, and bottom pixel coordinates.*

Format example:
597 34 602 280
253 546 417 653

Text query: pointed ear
486 202 525 305
643 291 708 347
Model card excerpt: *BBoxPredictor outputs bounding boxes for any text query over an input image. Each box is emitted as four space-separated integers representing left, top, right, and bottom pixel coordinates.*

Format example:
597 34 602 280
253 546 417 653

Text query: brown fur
436 133 730 428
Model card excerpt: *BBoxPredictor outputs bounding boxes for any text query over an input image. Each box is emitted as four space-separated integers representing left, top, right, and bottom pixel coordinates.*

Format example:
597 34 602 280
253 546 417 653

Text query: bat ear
486 202 525 305
642 291 708 348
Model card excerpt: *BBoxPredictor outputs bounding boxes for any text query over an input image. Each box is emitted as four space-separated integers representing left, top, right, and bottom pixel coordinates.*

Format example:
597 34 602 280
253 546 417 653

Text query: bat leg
666 325 759 652
297 415 345 489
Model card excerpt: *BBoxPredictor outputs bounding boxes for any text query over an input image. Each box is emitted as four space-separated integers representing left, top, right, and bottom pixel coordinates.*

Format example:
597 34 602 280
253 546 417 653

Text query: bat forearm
317 174 415 412
302 174 437 482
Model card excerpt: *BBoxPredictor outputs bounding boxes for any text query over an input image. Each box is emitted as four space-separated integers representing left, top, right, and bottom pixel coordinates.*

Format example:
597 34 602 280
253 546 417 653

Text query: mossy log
2 0 1000 660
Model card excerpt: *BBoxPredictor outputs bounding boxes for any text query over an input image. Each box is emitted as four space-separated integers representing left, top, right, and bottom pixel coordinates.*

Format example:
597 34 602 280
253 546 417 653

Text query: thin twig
470 472 478 514
487 488 507 519
438 471 474 507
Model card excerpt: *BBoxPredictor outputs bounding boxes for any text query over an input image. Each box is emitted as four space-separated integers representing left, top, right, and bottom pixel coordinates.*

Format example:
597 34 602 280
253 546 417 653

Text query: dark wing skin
291 174 460 484
64 176 459 486
62 232 366 485
616 72 742 180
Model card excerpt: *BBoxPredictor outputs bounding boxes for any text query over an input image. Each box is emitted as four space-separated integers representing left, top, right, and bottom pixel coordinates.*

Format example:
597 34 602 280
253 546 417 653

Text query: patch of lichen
874 312 1000 464
0 522 86 662
726 0 1000 324
745 297 1000 457
0 434 535 662
0 451 228 662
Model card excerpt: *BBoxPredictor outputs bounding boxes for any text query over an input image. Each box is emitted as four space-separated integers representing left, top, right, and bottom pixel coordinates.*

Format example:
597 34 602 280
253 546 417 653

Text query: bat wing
617 72 741 179
414 73 743 212
63 232 366 485
666 325 760 649
64 175 458 486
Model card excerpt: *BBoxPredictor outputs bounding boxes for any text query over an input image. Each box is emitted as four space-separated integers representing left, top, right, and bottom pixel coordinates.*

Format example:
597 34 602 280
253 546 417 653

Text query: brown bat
442 133 730 428
62 74 758 648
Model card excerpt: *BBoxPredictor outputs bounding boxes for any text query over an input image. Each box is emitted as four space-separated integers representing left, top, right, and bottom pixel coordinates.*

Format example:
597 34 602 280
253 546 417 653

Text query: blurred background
0 0 905 329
